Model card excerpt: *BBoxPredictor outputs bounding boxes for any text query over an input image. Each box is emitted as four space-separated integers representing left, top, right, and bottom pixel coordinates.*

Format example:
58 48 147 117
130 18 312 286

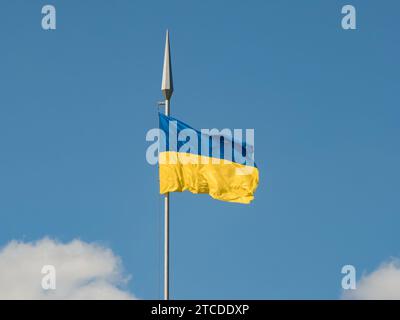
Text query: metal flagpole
161 30 173 300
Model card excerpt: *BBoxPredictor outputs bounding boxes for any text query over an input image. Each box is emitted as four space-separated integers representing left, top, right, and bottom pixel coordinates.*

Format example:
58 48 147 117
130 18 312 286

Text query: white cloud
343 259 400 300
0 238 135 299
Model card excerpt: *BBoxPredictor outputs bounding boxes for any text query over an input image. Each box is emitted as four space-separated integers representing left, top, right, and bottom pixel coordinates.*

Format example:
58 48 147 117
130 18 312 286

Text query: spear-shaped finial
161 30 174 101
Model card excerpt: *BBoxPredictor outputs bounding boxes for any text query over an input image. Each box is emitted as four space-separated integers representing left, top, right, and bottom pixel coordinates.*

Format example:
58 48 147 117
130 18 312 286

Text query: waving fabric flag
158 113 259 204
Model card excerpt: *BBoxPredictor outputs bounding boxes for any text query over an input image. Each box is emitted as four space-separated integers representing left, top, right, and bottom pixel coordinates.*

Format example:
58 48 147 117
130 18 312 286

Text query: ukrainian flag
158 113 259 204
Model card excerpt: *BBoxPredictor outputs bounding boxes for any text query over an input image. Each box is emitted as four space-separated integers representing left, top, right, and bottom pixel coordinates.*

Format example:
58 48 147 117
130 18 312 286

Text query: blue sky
0 0 399 299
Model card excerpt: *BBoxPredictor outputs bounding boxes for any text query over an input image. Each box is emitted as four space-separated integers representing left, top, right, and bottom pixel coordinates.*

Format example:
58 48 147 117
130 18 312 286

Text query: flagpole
161 30 173 300
164 100 170 301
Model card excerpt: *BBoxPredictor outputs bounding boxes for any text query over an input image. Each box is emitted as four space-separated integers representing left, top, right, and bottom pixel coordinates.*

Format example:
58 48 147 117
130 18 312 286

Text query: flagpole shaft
164 99 170 300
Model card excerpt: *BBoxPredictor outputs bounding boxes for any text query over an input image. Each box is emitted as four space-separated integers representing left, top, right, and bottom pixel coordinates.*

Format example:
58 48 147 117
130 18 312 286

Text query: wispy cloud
0 238 135 299
343 258 400 300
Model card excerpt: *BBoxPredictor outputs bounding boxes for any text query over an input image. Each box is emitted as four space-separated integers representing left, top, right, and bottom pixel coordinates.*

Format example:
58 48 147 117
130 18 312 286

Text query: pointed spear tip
161 30 173 100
